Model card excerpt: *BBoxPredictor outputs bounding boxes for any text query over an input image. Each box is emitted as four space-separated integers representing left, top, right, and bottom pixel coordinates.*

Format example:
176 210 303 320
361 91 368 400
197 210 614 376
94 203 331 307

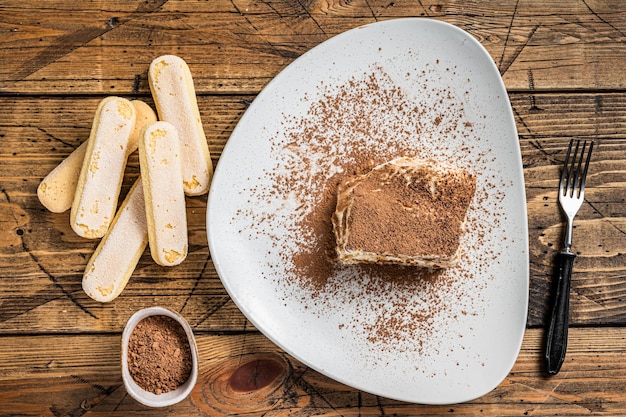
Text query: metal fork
545 138 594 375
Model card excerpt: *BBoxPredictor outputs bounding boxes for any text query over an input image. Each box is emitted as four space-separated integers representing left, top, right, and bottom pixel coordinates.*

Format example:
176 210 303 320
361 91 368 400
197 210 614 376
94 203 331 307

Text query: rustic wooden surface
2 0 626 415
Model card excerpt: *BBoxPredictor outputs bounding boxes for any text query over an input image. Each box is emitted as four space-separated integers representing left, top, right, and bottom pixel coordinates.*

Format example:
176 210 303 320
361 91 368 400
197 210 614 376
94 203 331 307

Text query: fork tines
560 139 594 199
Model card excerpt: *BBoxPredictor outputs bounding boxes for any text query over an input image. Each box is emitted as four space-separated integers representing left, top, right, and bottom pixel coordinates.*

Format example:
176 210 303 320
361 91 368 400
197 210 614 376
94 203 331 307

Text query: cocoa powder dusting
237 62 508 366
338 159 477 262
128 315 192 395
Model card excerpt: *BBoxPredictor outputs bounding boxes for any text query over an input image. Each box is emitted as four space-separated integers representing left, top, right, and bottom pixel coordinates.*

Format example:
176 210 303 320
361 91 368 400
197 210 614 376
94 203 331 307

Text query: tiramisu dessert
332 157 476 268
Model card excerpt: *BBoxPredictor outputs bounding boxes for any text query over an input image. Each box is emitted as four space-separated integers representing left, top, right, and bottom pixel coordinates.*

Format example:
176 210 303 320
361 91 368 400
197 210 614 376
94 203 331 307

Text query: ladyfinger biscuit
37 100 156 213
148 55 212 196
83 178 148 302
70 96 136 238
37 143 87 213
139 121 188 266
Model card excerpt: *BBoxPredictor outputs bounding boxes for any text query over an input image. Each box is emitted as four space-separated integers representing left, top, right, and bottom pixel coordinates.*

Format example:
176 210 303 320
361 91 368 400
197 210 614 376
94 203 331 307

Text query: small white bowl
121 306 198 407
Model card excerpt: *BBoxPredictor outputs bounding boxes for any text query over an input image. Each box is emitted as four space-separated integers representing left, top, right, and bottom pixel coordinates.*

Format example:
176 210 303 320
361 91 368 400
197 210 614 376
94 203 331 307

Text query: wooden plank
0 328 625 415
2 93 626 332
524 137 626 327
1 1 626 94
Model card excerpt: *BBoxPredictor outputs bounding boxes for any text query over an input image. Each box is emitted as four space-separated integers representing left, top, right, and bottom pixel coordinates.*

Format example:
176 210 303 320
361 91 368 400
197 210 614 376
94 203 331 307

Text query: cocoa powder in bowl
127 315 192 395
122 307 198 407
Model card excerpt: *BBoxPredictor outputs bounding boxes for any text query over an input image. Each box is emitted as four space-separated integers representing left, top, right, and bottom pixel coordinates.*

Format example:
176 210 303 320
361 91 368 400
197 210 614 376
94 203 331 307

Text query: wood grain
1 0 626 94
0 328 625 416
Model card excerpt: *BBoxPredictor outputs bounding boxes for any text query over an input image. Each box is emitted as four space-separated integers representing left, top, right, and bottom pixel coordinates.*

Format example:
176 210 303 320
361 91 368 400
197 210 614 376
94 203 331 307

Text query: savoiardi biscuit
139 121 188 267
82 178 148 302
149 55 213 196
70 96 136 238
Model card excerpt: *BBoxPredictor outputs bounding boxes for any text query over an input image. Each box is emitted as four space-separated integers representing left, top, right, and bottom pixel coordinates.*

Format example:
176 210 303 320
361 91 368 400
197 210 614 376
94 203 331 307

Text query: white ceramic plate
207 18 528 404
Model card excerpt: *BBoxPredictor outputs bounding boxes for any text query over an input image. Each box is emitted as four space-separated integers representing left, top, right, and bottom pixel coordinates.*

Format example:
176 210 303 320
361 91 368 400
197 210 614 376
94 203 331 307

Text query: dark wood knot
229 358 284 392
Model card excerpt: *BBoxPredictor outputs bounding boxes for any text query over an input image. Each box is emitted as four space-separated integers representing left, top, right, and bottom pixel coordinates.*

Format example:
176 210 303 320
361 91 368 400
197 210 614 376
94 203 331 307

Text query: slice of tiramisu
332 157 476 268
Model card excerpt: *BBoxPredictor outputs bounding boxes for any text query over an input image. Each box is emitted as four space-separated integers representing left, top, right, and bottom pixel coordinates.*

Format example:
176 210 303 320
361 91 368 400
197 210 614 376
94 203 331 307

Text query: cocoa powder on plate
127 315 192 395
238 62 506 363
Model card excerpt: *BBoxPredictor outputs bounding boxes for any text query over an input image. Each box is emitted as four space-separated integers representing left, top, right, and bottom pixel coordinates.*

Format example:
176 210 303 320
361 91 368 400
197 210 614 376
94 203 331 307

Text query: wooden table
2 1 626 415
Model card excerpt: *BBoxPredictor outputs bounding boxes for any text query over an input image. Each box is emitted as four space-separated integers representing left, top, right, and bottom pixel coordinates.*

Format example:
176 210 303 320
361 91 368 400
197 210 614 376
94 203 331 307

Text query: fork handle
545 251 576 375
